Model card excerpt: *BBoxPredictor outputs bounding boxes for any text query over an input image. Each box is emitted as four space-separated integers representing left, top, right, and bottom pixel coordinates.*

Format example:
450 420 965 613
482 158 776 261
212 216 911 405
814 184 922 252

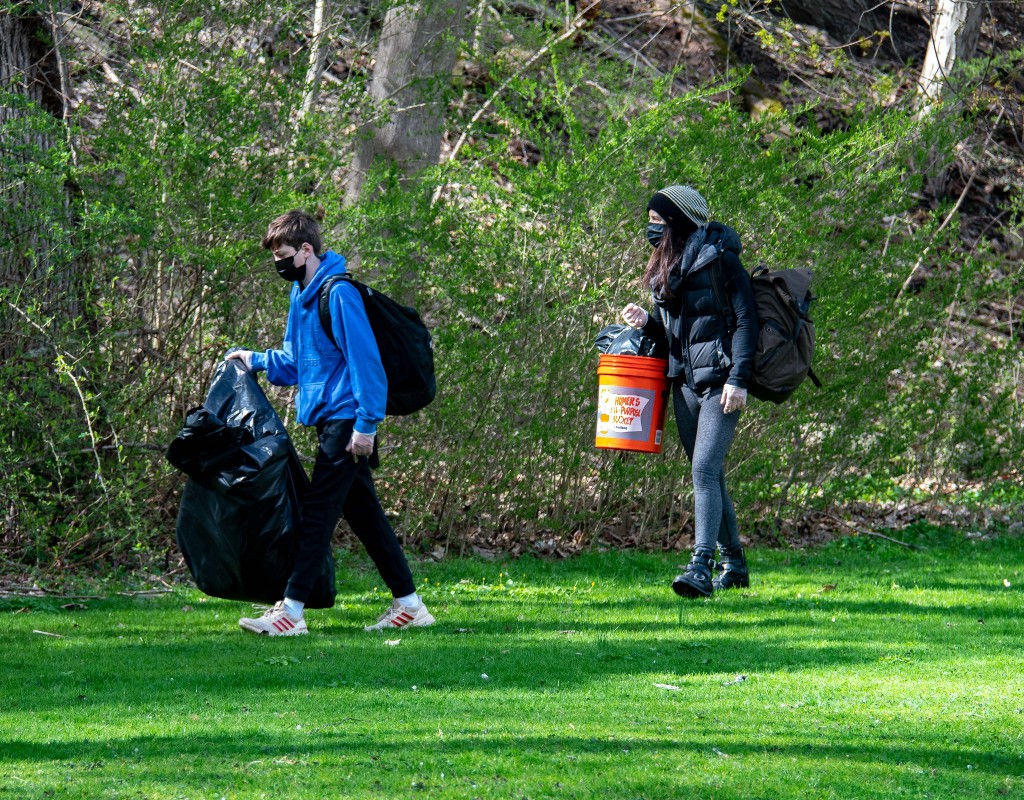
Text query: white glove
720 385 748 414
622 303 649 328
346 431 376 458
226 349 253 370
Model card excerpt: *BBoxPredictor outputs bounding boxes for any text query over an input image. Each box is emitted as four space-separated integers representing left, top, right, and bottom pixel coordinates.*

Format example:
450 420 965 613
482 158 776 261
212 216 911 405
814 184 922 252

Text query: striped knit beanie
647 185 709 233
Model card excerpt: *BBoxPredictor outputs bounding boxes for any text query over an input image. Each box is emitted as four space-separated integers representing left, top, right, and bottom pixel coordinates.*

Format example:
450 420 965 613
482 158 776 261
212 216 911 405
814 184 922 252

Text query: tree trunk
917 0 986 108
771 0 929 57
300 0 331 120
345 0 467 206
914 1 987 206
1 7 75 356
1 11 57 284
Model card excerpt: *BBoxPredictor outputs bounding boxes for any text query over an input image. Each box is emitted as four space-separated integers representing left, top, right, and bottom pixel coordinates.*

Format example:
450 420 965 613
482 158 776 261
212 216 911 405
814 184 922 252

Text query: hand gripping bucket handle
594 354 669 454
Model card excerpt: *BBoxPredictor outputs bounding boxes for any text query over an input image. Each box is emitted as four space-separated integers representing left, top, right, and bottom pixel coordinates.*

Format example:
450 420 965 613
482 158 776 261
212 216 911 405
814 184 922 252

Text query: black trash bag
595 323 667 358
166 359 336 608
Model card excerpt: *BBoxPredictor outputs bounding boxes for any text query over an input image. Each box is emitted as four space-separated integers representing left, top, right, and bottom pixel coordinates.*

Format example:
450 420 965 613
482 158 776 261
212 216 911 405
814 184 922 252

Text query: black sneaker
672 553 714 598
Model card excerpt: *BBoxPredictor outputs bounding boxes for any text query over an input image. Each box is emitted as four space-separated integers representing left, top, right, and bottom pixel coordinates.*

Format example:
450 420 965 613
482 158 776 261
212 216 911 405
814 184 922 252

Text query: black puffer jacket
642 222 757 393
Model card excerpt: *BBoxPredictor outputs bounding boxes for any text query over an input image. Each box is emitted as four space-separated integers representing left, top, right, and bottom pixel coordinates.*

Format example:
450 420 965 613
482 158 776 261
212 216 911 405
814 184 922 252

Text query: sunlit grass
1 530 1021 799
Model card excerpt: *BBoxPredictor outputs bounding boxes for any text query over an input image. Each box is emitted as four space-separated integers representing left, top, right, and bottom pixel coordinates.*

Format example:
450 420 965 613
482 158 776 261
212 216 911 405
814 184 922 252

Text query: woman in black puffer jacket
622 185 758 596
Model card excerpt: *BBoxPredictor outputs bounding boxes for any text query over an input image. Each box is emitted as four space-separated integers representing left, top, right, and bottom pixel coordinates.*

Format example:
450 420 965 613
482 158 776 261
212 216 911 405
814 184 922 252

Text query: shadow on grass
3 724 1019 781
3 546 1021 798
5 585 1018 716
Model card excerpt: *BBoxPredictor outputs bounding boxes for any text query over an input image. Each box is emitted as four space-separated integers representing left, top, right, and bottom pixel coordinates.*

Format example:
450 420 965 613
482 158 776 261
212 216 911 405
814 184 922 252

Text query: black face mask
274 255 305 282
646 223 666 248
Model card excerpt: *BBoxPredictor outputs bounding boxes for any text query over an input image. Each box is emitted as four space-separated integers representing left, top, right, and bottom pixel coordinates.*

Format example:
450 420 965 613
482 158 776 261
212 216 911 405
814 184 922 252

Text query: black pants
285 419 415 604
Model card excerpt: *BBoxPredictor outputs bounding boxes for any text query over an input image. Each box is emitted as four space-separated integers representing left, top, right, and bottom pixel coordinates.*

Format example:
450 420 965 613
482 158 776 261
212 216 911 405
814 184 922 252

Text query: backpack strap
318 274 353 349
709 250 737 335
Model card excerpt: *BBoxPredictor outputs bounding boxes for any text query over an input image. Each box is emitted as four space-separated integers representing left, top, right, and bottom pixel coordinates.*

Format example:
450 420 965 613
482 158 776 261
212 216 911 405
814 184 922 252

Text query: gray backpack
713 263 820 404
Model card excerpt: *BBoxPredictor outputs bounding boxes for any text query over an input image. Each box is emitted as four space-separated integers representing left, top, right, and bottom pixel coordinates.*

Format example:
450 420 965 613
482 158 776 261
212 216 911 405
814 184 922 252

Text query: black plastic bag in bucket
166 359 336 608
594 323 667 359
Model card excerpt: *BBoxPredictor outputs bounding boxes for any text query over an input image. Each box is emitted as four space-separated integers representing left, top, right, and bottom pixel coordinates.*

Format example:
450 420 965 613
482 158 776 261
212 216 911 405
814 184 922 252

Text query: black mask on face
274 254 305 282
646 223 666 248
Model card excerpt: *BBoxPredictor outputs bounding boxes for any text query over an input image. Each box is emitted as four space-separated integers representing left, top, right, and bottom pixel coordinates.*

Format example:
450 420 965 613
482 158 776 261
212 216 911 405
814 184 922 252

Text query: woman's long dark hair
641 220 696 299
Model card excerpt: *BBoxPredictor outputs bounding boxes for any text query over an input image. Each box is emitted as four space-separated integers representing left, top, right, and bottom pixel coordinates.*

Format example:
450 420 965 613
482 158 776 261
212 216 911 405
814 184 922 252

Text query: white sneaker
239 601 308 636
364 600 435 631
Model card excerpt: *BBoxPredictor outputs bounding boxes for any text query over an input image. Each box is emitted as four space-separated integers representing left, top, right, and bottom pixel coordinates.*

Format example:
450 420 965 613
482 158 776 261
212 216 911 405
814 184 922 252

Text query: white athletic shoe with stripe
239 602 308 636
364 600 435 631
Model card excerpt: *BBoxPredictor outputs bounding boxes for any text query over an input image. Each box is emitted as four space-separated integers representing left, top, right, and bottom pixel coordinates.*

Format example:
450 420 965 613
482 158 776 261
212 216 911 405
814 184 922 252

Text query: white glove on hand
720 385 748 415
226 349 253 370
346 431 375 459
622 303 649 328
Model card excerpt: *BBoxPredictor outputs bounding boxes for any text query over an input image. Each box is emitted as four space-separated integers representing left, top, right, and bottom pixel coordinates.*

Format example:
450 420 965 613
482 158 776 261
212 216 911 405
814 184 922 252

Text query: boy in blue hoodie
227 210 434 635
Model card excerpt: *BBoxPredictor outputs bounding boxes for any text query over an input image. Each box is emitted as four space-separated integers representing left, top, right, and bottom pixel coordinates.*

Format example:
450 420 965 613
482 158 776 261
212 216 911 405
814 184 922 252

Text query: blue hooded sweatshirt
249 250 386 435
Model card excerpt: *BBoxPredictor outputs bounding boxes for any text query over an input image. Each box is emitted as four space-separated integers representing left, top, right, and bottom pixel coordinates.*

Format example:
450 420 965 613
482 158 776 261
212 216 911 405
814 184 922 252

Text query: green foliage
1 3 1019 569
346 42 1003 544
1 542 1022 798
2 0 368 566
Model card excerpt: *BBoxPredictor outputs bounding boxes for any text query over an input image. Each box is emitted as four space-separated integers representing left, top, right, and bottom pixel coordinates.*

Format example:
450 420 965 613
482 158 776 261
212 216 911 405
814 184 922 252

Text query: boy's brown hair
261 210 323 254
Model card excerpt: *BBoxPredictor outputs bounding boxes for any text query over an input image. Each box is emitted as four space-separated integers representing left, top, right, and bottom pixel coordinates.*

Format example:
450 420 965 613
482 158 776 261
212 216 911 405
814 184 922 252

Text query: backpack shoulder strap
709 249 736 334
319 273 373 348
317 274 350 348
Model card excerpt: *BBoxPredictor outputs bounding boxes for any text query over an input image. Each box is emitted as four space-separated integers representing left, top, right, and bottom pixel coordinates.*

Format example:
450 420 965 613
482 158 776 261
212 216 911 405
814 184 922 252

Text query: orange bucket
595 354 669 454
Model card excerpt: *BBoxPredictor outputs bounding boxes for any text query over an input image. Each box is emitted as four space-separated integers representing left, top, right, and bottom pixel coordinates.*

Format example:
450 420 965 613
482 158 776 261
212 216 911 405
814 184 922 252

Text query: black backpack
318 274 436 416
712 261 821 404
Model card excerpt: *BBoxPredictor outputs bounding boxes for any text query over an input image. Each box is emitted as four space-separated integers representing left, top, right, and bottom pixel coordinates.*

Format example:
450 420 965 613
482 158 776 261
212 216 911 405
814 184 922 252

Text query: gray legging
672 381 742 554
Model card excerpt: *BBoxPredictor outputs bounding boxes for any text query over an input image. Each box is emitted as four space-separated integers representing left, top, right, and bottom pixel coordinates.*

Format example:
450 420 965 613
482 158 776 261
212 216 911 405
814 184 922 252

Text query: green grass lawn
1 529 1021 799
